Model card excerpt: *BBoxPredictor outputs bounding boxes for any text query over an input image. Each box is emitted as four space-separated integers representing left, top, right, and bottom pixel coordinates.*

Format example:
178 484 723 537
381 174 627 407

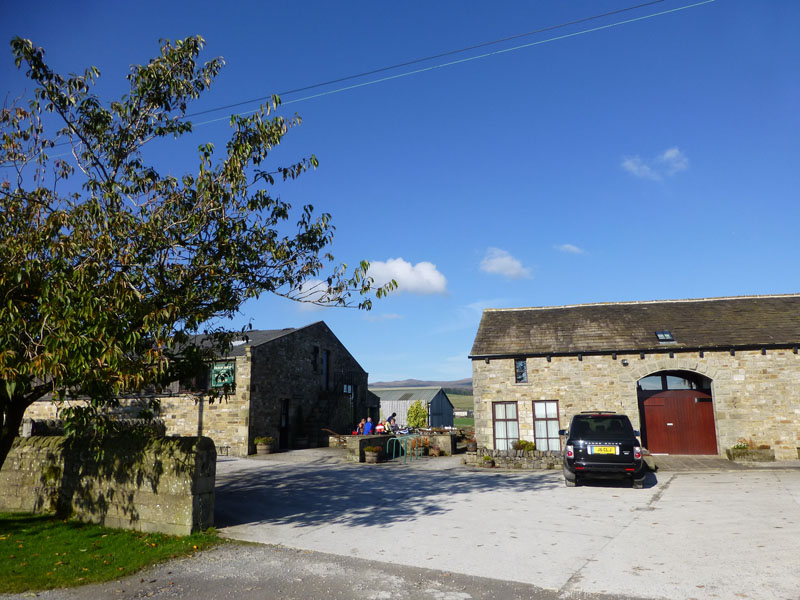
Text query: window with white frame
533 400 561 451
493 402 519 450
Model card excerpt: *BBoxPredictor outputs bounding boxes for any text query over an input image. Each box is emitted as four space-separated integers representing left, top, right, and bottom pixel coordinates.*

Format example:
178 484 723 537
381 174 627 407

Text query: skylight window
655 330 674 342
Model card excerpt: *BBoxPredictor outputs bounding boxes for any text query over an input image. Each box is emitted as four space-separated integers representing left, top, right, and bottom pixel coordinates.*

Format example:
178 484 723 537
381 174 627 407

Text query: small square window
655 330 674 342
514 358 527 383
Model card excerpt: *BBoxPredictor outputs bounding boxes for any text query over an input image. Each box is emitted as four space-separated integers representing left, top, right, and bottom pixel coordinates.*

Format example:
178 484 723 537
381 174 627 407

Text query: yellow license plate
591 446 616 455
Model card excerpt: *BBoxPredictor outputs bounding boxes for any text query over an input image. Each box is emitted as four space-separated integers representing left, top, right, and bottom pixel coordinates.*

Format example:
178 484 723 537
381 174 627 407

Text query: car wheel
632 477 644 489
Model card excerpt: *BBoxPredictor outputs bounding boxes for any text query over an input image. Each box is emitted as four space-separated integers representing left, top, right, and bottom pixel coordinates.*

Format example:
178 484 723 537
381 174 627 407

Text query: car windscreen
571 416 634 440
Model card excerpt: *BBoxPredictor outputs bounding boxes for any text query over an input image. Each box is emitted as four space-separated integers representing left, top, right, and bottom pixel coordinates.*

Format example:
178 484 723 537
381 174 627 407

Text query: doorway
637 371 717 454
279 399 290 450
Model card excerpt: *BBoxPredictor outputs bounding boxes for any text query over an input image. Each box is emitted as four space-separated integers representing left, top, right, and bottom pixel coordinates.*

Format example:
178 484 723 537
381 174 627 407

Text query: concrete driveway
216 450 800 600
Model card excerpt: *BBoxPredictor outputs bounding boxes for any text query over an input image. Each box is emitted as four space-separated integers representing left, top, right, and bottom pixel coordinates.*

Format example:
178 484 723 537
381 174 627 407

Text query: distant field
454 416 474 428
448 393 474 411
451 394 474 429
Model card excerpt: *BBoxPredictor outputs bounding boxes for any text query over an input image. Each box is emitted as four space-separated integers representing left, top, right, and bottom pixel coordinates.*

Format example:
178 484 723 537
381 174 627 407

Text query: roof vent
655 330 674 342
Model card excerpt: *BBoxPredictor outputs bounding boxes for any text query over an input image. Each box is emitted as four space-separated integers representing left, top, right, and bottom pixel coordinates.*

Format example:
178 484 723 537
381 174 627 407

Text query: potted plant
465 438 478 452
254 436 276 455
480 455 494 468
430 444 441 457
364 445 383 464
726 438 775 462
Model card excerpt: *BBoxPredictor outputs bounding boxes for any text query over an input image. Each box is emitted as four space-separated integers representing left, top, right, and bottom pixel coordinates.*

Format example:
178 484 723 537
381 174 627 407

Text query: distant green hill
369 378 472 393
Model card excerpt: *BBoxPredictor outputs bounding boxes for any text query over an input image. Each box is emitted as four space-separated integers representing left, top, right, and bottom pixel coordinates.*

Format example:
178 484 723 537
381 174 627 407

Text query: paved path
215 450 800 600
1 543 644 600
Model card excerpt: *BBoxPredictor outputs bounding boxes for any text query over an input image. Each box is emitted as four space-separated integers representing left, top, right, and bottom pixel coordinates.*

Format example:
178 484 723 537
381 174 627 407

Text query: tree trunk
0 400 27 472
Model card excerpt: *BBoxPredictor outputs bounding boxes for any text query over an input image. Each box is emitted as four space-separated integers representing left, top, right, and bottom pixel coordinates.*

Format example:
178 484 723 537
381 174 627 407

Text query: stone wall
346 434 395 462
155 352 252 457
463 448 562 470
473 349 800 460
0 436 215 535
423 433 457 456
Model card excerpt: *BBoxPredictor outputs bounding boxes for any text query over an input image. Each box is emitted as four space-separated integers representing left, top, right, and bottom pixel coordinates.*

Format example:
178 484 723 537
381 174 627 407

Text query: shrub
512 440 536 452
254 436 274 445
407 400 428 428
364 445 383 453
482 454 494 462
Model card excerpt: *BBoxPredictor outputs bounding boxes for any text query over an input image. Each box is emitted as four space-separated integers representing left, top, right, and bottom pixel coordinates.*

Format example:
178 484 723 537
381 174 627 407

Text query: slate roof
193 323 320 357
225 328 299 357
469 295 800 358
369 387 453 408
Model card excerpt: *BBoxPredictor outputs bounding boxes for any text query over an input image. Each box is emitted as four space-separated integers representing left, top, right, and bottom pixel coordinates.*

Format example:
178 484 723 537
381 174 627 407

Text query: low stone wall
463 447 563 470
725 448 776 462
346 434 396 462
327 434 349 449
0 436 215 535
421 433 457 456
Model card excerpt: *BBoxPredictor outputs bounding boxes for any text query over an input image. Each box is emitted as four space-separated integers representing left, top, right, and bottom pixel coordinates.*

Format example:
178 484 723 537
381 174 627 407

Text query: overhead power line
185 0 669 119
1 0 715 164
193 0 715 126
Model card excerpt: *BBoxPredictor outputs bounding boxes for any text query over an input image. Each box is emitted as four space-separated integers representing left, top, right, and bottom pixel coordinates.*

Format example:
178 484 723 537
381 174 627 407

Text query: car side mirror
558 429 567 436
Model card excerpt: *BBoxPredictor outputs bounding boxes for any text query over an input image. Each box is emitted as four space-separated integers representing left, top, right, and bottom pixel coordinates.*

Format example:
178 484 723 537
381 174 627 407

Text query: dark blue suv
559 412 646 488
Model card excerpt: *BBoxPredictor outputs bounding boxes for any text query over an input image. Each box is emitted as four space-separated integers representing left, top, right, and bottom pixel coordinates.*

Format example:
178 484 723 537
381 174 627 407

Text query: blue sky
3 1 798 382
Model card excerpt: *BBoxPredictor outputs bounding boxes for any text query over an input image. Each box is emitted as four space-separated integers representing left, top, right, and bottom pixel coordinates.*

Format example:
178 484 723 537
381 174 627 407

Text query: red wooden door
643 390 717 454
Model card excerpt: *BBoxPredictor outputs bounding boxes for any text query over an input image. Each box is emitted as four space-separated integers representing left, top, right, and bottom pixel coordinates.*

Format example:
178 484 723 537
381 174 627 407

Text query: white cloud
479 247 531 279
554 243 585 255
295 279 328 312
367 258 447 295
621 147 689 181
621 156 661 180
363 313 403 322
659 146 689 174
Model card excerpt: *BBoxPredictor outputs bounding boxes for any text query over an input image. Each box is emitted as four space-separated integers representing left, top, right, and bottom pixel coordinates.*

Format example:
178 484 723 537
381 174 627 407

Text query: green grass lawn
449 393 474 411
0 513 222 594
451 394 474 430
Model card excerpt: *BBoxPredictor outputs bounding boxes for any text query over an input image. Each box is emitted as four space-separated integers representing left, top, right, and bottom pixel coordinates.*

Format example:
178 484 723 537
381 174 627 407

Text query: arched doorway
637 370 718 454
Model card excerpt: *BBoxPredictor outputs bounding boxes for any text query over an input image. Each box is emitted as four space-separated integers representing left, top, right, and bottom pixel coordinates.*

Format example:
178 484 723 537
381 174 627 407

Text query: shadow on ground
215 457 560 530
571 471 659 489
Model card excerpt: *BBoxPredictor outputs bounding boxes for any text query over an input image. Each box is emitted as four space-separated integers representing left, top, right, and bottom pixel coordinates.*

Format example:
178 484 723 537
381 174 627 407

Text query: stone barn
24 321 370 456
469 295 800 460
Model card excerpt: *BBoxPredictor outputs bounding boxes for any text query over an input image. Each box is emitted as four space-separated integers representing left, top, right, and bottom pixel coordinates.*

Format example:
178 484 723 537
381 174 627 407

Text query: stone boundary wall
344 433 459 462
0 436 215 535
463 448 563 470
346 434 395 462
423 433 457 456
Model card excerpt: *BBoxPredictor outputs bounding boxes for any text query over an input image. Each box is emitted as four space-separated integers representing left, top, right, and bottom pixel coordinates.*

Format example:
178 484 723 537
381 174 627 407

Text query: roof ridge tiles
483 293 800 313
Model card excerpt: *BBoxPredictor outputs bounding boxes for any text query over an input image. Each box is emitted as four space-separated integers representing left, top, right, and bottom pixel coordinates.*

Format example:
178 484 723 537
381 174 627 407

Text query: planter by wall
256 443 275 455
725 448 775 462
364 451 380 464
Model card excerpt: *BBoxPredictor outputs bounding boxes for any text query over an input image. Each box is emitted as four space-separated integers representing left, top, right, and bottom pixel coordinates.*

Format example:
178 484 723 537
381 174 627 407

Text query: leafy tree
406 400 428 429
0 36 394 470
